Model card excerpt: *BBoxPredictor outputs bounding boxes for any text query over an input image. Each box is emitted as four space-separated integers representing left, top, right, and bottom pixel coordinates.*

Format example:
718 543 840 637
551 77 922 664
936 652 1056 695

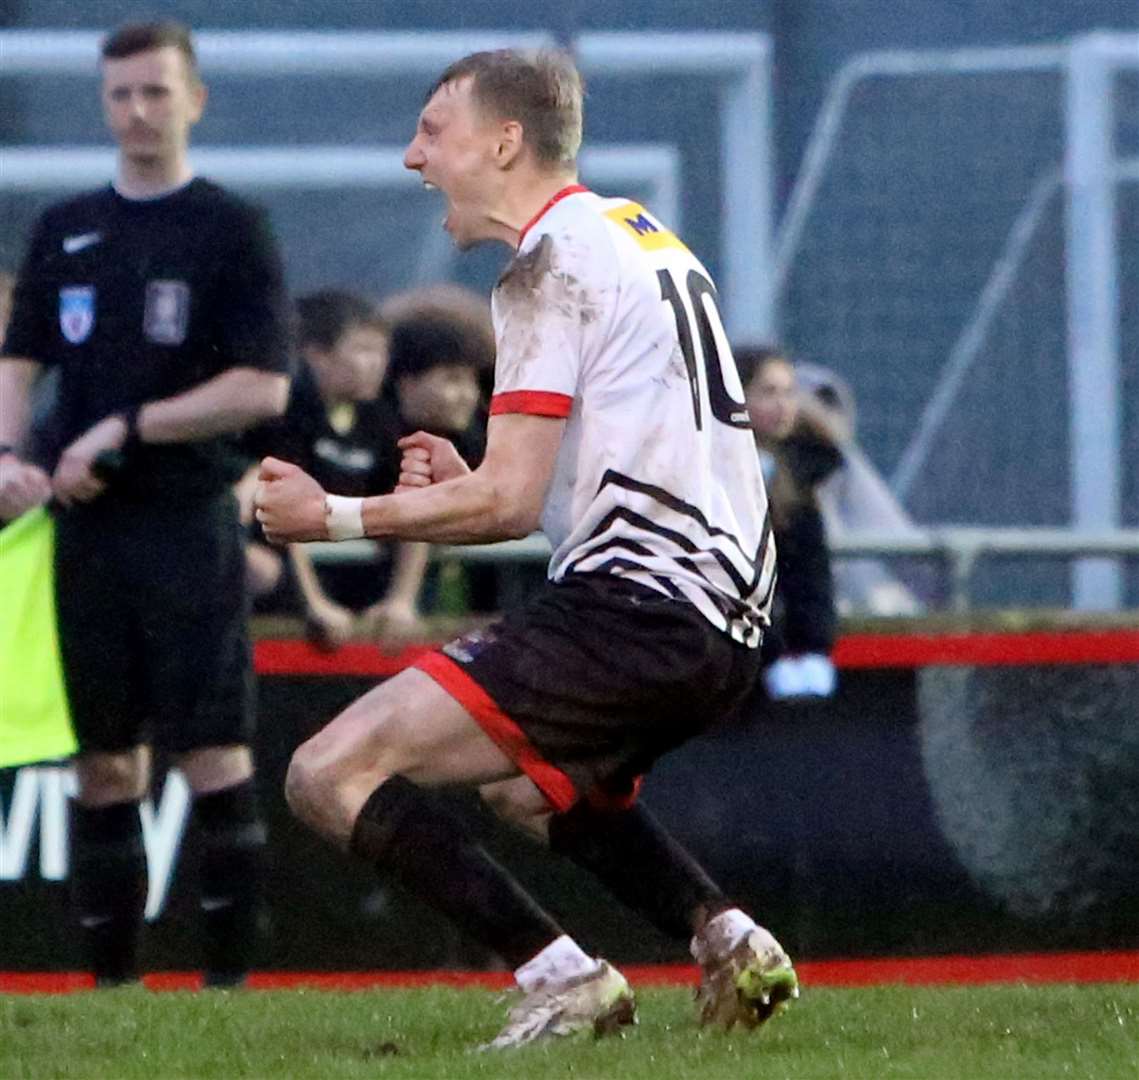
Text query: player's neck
496 172 581 249
115 152 195 200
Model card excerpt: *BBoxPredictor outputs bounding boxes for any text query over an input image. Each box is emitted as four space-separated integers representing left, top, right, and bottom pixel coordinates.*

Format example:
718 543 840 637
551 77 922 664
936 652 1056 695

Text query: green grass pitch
2 983 1137 1079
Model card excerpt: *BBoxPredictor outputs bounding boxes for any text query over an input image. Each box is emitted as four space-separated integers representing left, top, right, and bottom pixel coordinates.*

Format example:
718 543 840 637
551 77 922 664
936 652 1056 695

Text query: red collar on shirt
517 183 589 247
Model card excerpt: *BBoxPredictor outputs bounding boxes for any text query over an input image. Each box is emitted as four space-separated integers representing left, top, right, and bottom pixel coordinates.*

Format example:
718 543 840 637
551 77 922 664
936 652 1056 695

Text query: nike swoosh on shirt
63 232 102 254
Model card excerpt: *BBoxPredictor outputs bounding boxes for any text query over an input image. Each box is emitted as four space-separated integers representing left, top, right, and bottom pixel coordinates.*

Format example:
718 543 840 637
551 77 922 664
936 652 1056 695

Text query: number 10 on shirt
657 267 751 432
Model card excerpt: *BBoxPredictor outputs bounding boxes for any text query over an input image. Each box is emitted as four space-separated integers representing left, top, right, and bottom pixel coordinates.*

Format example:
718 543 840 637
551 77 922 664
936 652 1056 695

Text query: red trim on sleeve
517 183 589 246
413 651 578 812
490 390 573 418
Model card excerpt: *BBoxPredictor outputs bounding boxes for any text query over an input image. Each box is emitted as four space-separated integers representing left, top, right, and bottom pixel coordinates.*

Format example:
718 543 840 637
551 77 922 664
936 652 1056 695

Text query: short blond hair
429 49 583 169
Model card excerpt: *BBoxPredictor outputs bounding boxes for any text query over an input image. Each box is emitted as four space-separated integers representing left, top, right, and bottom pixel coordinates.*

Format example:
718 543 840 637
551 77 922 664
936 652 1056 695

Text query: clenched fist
254 456 329 544
396 431 470 493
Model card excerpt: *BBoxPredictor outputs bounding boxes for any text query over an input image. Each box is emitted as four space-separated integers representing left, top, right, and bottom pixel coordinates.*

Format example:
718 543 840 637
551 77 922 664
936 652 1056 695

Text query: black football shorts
414 572 761 812
53 492 254 755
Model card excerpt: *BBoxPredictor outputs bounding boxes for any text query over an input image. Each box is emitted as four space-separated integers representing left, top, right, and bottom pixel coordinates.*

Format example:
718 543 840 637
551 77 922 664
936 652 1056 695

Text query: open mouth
422 182 453 231
418 178 459 234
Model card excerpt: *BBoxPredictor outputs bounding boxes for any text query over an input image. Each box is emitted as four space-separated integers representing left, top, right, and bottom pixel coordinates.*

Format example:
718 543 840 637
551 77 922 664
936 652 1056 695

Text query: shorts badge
442 626 498 664
144 280 191 345
59 286 95 344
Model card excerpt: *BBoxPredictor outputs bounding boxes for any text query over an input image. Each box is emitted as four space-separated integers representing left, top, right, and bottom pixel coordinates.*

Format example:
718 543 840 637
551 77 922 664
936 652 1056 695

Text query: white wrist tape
324 495 365 542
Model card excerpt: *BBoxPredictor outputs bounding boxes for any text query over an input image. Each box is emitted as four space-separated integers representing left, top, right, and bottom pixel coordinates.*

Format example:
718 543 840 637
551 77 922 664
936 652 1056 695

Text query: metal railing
770 33 1139 610
308 528 1139 613
829 528 1139 613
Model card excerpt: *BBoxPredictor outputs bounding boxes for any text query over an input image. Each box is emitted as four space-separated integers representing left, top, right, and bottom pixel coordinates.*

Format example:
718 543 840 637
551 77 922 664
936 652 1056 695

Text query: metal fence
310 529 1139 614
772 34 1139 610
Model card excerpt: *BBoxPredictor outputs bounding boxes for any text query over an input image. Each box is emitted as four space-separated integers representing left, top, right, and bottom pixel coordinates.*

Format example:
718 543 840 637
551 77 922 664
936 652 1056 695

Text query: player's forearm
362 470 539 545
138 367 289 445
0 359 42 450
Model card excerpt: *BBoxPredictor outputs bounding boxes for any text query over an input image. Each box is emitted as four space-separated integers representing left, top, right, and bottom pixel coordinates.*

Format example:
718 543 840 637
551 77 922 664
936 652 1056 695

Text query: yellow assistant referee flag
0 507 76 768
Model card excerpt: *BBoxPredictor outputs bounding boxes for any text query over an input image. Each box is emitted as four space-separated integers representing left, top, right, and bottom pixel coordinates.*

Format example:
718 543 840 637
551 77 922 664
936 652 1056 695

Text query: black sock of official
71 800 146 986
350 775 563 969
193 779 267 987
548 799 731 941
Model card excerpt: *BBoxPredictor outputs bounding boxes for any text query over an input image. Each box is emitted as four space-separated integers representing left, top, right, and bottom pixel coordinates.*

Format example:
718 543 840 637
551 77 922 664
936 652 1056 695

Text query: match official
0 22 290 986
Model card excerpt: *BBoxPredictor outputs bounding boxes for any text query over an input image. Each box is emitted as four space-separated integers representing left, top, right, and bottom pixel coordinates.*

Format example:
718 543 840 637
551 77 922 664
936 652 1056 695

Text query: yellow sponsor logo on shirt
605 202 688 253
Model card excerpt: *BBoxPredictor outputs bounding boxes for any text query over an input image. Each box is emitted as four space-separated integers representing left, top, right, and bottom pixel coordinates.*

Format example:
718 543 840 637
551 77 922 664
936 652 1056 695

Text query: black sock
193 779 267 986
350 775 563 969
71 801 146 986
548 799 730 941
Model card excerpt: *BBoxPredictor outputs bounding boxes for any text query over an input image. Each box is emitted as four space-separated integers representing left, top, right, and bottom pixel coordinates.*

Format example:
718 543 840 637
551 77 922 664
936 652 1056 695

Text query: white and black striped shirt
490 186 775 647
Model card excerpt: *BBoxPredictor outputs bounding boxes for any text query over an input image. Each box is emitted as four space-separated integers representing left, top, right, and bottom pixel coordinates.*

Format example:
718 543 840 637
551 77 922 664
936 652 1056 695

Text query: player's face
397 364 482 434
745 359 799 442
307 325 390 403
404 78 507 250
102 46 205 166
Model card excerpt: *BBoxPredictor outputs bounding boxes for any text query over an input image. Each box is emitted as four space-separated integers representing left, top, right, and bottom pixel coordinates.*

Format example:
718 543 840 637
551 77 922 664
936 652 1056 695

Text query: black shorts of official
53 492 254 755
414 573 762 813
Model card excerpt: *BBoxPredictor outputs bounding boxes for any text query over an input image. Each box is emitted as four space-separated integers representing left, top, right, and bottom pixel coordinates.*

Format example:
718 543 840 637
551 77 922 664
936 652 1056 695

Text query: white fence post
1065 33 1126 610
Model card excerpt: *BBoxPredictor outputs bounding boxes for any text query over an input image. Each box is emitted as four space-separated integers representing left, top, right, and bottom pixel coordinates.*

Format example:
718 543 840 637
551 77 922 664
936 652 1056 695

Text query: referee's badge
59 286 95 344
144 280 190 345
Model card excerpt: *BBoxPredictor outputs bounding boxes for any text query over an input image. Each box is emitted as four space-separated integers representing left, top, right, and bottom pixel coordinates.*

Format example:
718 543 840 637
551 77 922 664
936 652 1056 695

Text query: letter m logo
624 212 658 236
606 202 685 253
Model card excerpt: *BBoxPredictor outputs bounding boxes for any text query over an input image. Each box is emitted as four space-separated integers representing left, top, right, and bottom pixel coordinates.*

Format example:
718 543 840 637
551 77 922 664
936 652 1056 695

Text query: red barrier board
4 950 1137 993
253 628 1139 676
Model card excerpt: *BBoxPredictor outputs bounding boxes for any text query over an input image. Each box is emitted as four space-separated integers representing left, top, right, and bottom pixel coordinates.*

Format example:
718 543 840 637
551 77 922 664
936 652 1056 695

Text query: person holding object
255 48 796 1047
0 22 291 986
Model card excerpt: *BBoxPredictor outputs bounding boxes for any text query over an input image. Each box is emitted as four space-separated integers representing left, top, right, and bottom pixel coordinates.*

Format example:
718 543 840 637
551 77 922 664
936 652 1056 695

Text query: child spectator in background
379 283 493 466
240 289 399 646
736 345 841 700
244 284 495 645
379 284 498 612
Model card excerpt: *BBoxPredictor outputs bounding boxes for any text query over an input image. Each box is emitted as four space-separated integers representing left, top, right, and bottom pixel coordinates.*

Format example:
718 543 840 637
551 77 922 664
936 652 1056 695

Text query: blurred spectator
241 289 398 646
737 345 840 700
247 284 495 644
379 283 493 462
379 283 498 613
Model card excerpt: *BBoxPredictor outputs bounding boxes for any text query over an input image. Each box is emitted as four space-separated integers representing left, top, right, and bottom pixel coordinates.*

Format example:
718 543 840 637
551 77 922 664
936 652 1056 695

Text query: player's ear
495 120 524 168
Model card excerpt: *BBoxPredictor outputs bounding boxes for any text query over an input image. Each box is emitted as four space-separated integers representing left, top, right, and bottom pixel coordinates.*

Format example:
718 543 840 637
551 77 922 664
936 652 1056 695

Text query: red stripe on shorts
489 390 573 417
587 775 644 811
413 650 578 812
